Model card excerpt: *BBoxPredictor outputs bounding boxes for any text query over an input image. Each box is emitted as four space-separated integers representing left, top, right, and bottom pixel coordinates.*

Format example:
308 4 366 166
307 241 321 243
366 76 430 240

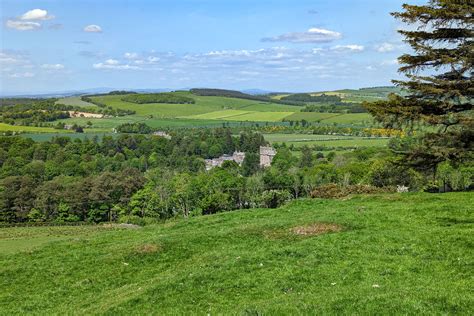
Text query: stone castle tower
259 146 276 167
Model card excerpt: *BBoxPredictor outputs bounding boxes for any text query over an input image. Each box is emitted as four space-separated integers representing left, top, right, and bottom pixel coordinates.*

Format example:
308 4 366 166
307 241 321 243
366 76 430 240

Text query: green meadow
264 133 389 148
1 193 472 314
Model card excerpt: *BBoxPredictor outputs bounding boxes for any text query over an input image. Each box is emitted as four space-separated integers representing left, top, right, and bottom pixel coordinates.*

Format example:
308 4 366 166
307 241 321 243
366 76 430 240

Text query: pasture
0 123 63 134
0 193 472 314
264 133 390 148
185 109 293 122
286 112 372 124
56 96 96 107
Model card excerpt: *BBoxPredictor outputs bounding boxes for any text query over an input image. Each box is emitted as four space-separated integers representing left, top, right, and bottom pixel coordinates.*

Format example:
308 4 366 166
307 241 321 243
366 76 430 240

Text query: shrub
261 189 292 208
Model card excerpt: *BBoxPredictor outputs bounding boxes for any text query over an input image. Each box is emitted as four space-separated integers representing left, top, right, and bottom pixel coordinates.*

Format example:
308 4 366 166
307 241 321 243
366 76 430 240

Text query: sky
0 0 425 95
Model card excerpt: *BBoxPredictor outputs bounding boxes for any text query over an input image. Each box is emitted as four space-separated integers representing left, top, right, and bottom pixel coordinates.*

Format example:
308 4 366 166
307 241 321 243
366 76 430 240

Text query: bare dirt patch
68 111 104 118
291 223 342 236
135 243 161 254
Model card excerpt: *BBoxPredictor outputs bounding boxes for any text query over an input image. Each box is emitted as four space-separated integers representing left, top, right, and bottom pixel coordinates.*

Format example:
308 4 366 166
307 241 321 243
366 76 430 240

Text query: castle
205 146 276 170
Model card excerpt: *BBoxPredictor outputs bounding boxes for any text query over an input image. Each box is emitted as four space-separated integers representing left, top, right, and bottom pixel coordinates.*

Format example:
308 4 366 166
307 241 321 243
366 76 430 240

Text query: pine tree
365 0 473 171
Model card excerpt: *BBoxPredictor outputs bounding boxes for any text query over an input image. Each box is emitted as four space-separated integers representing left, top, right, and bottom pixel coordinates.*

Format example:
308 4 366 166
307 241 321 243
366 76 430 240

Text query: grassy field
264 133 389 148
0 193 472 314
19 132 117 142
0 123 65 133
56 96 96 107
54 92 377 129
286 112 372 124
185 110 293 122
90 92 299 117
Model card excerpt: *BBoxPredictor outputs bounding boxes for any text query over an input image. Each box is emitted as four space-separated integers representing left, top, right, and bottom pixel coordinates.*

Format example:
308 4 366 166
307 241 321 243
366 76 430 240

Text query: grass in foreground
0 193 472 314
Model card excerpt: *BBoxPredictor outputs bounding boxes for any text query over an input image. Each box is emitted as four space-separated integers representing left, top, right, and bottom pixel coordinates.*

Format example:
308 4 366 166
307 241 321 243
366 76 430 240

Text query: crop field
0 123 64 133
19 132 117 142
185 110 293 122
89 92 297 117
54 92 378 129
285 112 342 122
264 133 389 148
285 112 372 124
323 113 373 124
56 97 96 107
0 193 472 314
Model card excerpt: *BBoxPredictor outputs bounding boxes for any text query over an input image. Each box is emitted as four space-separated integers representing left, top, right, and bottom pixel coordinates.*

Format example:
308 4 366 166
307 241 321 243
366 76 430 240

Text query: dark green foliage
281 93 341 103
121 93 195 104
242 152 260 176
365 0 474 169
0 99 72 126
80 96 136 116
301 103 367 113
116 122 153 134
190 88 304 106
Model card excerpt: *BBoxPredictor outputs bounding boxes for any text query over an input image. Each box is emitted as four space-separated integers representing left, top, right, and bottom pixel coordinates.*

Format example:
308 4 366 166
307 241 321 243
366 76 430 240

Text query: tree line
1 128 471 224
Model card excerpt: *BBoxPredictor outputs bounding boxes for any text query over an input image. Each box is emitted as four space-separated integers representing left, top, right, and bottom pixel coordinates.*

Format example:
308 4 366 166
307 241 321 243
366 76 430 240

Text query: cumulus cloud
331 44 364 52
375 42 405 53
93 59 139 70
20 9 54 21
6 20 41 31
0 51 32 69
41 63 64 70
124 52 139 59
9 72 35 78
84 25 102 33
261 28 341 44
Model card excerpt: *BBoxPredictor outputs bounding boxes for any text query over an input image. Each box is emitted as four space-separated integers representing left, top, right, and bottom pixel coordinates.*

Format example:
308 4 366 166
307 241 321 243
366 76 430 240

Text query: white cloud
0 52 21 65
41 63 64 70
105 59 119 65
9 72 35 78
93 59 139 70
147 56 160 63
6 20 41 31
84 25 102 33
0 51 32 68
20 9 54 21
331 44 364 52
124 52 139 59
377 43 395 53
262 28 342 43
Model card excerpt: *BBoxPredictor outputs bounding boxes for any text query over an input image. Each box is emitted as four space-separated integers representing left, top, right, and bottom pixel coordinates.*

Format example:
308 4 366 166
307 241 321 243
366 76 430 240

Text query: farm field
0 123 64 133
184 109 293 122
56 96 96 107
285 112 372 124
0 193 472 314
90 92 300 117
264 133 389 148
19 132 117 142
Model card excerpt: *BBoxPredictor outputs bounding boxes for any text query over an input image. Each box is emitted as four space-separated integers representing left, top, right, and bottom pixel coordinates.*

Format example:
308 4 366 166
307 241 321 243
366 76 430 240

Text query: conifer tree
365 0 473 171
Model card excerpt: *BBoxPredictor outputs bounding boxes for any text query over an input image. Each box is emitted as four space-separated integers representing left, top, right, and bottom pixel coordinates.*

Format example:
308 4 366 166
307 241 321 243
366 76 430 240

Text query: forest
1 128 471 224
121 93 196 104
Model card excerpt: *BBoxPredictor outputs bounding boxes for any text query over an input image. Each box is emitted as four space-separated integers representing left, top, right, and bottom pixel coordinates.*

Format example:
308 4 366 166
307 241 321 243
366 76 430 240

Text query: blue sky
0 0 424 95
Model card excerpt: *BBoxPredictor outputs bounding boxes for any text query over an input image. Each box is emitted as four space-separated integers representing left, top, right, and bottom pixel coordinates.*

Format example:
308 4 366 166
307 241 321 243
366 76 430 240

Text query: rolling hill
0 192 472 314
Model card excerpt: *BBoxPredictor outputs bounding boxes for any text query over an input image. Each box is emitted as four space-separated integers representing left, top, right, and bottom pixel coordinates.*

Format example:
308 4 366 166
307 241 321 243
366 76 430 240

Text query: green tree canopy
365 0 473 170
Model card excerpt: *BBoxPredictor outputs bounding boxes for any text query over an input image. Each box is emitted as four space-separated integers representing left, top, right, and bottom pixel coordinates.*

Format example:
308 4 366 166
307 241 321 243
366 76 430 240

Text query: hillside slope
1 192 472 314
